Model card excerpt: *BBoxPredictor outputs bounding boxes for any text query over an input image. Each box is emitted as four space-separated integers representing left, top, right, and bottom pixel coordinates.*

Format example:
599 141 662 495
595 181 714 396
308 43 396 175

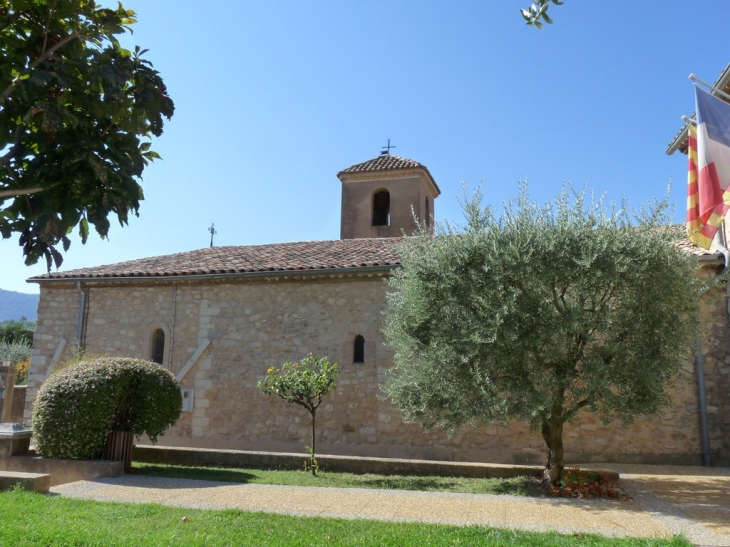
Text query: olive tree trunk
541 417 565 487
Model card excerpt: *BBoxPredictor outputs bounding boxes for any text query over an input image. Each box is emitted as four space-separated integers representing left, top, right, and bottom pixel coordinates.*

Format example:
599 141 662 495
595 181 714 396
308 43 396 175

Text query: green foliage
32 357 181 459
258 355 339 411
0 0 174 270
14 358 30 385
521 0 565 28
0 340 31 367
0 319 34 344
383 184 705 485
258 355 339 474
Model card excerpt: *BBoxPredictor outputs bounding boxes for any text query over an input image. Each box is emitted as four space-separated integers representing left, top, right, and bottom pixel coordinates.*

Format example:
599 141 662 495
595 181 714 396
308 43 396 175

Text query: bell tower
337 154 440 239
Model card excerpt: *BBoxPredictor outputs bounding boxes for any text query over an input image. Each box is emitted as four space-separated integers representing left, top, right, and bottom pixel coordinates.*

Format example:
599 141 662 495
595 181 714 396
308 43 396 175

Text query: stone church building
24 154 730 466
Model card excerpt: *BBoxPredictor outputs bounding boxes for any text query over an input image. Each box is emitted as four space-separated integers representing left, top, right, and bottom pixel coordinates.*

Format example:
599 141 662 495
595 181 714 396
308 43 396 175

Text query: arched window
425 197 430 228
353 335 365 363
151 328 165 365
372 190 390 226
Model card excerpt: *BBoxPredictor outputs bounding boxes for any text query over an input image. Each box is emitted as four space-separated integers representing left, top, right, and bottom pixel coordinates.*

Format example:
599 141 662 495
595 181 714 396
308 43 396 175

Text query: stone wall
25 273 728 465
696 286 730 466
340 174 436 239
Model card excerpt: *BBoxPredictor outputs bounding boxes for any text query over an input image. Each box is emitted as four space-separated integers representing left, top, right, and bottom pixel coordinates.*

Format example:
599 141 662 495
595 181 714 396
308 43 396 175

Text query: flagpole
689 73 730 102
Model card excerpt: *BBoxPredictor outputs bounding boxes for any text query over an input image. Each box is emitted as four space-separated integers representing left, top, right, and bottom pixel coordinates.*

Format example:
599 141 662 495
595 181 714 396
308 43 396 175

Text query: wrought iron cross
380 139 396 155
208 223 217 247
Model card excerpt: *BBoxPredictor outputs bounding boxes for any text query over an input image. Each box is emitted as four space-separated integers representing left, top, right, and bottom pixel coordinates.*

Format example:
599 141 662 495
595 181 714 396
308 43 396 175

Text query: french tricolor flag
687 87 730 249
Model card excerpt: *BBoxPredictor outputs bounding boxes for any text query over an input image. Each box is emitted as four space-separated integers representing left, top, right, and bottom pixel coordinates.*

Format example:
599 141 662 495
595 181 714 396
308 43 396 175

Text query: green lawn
132 462 544 495
0 490 691 547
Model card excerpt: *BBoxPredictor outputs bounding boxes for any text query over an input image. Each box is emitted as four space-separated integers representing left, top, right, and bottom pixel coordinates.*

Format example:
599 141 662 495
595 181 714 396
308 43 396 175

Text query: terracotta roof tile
667 225 719 257
338 154 426 174
29 231 717 283
675 237 719 257
337 154 441 195
31 238 403 281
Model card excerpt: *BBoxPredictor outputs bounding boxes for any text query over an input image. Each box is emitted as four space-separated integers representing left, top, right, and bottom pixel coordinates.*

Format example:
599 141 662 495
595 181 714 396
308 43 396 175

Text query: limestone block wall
25 274 728 465
24 284 80 422
697 286 730 466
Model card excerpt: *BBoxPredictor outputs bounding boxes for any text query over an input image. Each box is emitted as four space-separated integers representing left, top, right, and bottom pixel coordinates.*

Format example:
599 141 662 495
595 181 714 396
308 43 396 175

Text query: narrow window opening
372 190 390 226
151 328 165 365
354 335 365 363
425 197 430 228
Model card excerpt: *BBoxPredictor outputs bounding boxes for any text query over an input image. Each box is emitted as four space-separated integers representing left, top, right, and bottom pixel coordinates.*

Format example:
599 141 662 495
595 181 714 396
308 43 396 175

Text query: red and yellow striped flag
687 124 719 249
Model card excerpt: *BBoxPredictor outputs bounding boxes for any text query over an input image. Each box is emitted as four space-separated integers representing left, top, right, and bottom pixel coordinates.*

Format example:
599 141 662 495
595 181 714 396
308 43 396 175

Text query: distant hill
0 289 39 321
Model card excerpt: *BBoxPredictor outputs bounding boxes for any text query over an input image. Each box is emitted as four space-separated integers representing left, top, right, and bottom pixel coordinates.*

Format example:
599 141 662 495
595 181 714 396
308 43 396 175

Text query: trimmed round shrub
32 357 182 459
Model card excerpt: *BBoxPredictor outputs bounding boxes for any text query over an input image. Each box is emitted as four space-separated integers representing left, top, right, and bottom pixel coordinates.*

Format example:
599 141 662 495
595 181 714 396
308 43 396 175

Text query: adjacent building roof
30 238 403 283
337 154 441 195
666 63 730 155
676 236 721 258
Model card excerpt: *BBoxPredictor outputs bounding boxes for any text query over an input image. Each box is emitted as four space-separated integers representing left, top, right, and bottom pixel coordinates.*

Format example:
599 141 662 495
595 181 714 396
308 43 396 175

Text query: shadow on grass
130 463 544 496
131 464 259 484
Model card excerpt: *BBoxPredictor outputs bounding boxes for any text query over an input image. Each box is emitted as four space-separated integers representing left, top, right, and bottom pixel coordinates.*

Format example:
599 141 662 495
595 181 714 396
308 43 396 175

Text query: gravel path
49 466 728 544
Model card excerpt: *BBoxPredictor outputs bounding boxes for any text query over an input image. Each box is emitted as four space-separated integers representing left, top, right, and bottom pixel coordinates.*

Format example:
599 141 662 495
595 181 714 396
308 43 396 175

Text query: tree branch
551 283 564 314
42 0 60 55
559 285 569 310
0 187 45 199
0 31 83 107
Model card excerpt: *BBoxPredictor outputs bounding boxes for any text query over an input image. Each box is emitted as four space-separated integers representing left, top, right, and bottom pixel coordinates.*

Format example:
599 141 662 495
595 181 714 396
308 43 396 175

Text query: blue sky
1 0 728 294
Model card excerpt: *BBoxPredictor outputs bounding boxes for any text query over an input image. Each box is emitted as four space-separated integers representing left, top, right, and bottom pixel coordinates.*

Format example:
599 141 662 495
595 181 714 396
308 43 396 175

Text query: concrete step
0 471 51 493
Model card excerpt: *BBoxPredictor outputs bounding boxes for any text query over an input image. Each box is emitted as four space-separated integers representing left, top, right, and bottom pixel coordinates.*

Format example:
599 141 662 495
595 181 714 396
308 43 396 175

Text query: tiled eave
666 63 730 155
30 265 396 286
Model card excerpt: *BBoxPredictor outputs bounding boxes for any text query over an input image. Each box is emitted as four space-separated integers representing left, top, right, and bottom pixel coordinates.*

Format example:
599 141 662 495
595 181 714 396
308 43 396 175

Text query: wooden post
102 431 134 472
0 362 16 423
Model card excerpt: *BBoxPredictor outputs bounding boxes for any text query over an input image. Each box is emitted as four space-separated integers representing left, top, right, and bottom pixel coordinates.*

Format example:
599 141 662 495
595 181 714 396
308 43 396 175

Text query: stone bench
0 470 51 493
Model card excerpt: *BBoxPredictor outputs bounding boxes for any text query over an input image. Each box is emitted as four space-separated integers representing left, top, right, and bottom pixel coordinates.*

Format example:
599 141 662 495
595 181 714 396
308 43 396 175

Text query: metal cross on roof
208 223 217 247
380 139 396 155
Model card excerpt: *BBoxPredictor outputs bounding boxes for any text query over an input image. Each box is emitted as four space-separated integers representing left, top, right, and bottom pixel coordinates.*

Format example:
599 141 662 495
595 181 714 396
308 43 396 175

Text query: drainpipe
716 241 730 275
75 281 85 347
694 333 712 467
692 243 728 467
168 285 178 371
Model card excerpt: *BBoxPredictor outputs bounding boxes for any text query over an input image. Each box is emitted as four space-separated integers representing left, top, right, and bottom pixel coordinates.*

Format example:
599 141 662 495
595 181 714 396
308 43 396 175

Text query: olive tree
382 185 704 486
0 0 174 269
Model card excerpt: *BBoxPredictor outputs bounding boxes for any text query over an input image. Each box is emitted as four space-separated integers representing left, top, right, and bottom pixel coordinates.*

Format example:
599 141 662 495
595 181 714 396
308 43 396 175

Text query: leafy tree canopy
259 355 339 475
0 318 34 344
521 0 564 28
383 185 707 486
0 0 174 270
